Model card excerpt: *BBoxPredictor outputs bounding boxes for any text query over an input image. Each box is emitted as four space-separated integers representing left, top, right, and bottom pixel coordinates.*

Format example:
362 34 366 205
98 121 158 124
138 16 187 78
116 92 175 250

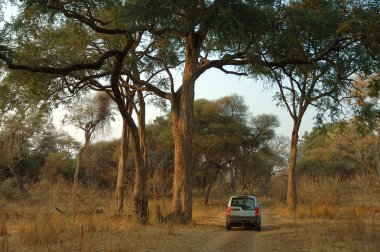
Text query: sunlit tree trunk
137 90 148 173
170 33 198 223
287 118 301 210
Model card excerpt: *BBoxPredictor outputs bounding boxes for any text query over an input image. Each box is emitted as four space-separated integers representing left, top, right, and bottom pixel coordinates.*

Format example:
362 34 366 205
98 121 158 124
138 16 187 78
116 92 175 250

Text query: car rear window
231 198 255 210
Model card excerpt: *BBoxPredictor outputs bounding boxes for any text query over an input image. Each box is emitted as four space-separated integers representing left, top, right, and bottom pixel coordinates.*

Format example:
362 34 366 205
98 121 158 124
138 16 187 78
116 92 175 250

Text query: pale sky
55 68 317 143
54 68 318 143
2 3 317 142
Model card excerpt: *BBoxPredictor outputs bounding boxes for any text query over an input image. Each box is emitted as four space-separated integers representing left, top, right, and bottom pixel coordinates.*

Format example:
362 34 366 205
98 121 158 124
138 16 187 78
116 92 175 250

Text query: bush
41 152 75 182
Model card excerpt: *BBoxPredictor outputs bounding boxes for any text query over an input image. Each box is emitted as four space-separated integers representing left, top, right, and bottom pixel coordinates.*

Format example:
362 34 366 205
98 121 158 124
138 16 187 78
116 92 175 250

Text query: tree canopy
0 0 378 220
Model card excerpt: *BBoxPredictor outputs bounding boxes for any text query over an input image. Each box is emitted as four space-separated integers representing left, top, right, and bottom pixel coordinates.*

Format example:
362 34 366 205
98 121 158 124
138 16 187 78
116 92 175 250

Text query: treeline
0 0 378 223
299 121 380 179
0 95 286 204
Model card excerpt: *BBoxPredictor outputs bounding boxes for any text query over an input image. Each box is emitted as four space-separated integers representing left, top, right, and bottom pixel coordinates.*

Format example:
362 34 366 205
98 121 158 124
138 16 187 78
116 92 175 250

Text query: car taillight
226 206 231 216
255 206 260 217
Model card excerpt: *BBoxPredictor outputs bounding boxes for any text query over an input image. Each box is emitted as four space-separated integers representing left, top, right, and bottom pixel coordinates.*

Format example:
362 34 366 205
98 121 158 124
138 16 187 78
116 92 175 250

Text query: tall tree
193 95 250 205
259 0 379 209
0 0 377 221
348 74 380 176
0 67 63 196
65 92 113 192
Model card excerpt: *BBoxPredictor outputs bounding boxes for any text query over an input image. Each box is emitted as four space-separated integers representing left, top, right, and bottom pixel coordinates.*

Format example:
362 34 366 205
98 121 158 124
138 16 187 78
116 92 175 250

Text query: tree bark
170 33 199 223
137 90 148 172
286 119 301 210
115 118 130 212
130 125 148 224
171 94 194 223
377 128 380 176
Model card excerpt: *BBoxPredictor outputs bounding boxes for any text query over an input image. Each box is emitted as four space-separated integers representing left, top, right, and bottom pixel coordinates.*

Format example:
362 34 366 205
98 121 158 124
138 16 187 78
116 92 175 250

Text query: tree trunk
287 119 301 210
115 118 130 212
137 90 148 172
130 125 148 224
9 166 30 197
377 128 380 176
73 137 90 193
171 96 194 223
204 165 221 205
170 33 199 223
73 147 84 193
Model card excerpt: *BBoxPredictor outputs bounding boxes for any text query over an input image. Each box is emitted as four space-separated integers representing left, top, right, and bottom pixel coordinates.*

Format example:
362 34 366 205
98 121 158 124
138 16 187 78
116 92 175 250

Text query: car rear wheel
226 222 231 231
255 223 261 231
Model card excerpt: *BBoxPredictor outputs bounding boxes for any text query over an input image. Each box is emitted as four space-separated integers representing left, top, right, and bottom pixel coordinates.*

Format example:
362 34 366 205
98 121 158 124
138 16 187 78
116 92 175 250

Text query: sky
54 68 318 143
2 3 318 143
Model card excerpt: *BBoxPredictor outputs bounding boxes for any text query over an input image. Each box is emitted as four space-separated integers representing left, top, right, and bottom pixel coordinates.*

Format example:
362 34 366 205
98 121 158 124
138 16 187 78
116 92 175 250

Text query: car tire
255 223 261 231
226 222 231 231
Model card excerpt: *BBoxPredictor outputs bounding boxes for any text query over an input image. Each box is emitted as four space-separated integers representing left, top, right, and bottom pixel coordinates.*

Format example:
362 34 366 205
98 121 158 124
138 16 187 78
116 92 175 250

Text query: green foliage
298 122 365 178
41 152 75 182
258 0 379 121
192 95 280 195
86 140 119 187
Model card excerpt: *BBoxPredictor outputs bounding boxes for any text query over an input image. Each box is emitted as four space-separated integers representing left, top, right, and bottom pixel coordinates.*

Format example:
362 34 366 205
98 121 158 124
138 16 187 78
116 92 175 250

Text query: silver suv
225 195 262 231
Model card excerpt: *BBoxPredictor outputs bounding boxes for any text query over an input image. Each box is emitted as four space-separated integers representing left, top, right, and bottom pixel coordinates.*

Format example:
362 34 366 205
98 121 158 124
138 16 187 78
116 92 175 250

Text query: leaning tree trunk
287 118 301 210
130 125 149 224
204 165 221 205
115 118 130 212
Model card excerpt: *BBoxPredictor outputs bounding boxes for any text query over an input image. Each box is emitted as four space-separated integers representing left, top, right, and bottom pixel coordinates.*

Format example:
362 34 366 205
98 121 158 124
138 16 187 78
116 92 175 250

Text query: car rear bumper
227 216 260 226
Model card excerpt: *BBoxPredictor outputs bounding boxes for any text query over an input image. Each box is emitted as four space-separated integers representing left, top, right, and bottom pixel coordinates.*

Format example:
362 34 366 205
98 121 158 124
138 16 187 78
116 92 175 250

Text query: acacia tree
331 122 377 177
0 66 64 196
122 1 280 222
65 92 113 192
260 1 379 209
1 0 377 221
0 2 155 223
0 0 276 223
348 74 380 176
0 107 51 196
193 95 250 205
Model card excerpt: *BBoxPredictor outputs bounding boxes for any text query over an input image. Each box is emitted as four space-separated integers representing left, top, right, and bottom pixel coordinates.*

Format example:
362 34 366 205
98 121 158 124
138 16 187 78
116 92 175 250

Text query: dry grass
0 176 379 251
0 213 7 236
272 175 380 252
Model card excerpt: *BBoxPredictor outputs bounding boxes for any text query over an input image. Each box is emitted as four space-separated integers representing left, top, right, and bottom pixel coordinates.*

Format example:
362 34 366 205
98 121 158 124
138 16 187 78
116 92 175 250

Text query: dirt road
115 207 311 252
8 204 377 251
